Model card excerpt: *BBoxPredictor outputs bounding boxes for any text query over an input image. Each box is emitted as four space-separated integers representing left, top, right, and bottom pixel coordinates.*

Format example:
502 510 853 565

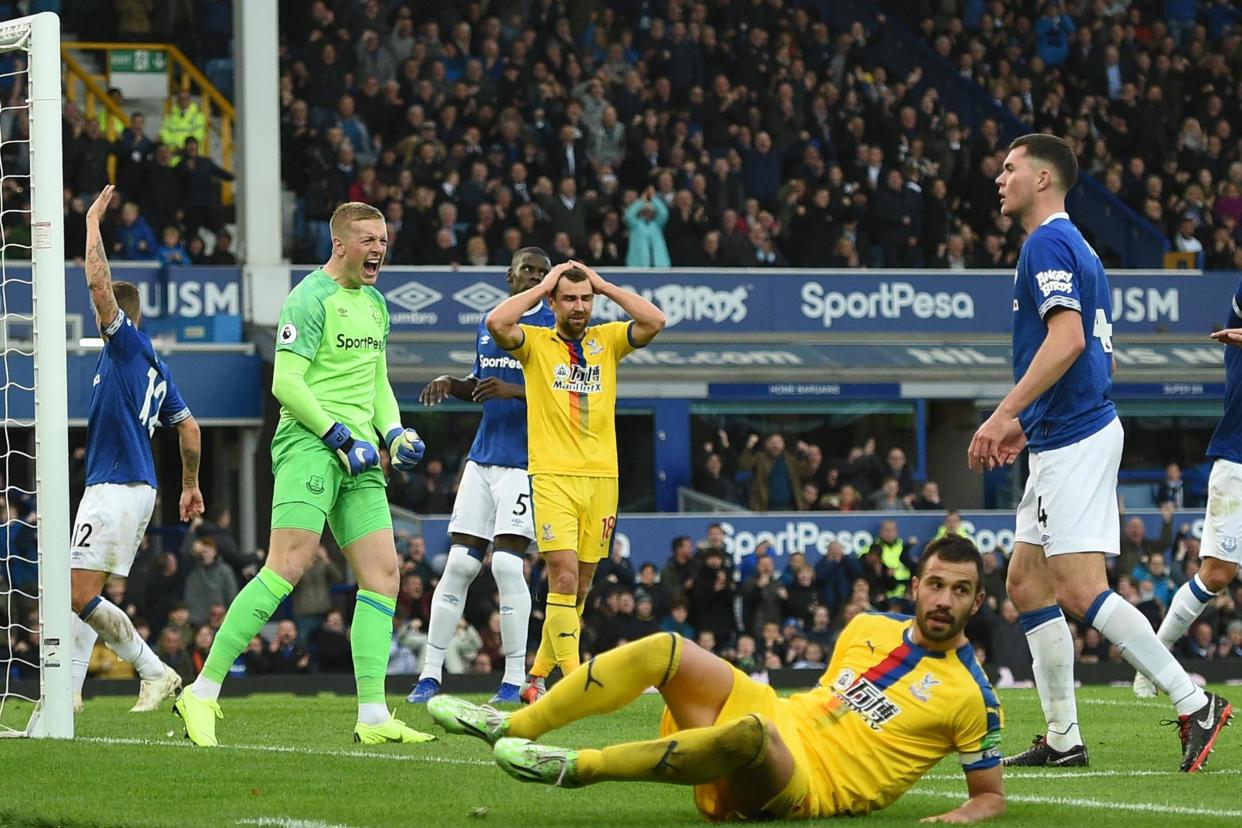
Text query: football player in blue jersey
1133 284 1242 714
969 135 1230 772
408 248 555 705
71 186 205 713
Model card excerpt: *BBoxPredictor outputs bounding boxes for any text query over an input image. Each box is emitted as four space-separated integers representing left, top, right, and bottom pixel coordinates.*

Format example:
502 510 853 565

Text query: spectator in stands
311 608 352 673
66 117 111 199
1157 462 1186 507
143 552 186 634
991 599 1033 684
660 597 696 639
741 555 788 637
866 477 913 512
912 480 943 511
1179 621 1218 660
1117 502 1175 581
292 544 344 642
207 230 238 265
177 136 235 238
623 186 670 266
408 457 454 514
156 226 190 267
739 432 805 512
156 627 194 683
113 201 156 260
188 625 215 677
689 547 736 647
265 619 312 673
112 112 153 199
141 144 183 239
1132 552 1178 609
160 89 207 150
396 572 431 627
184 538 238 627
934 509 971 541
659 536 696 612
785 565 820 626
814 541 862 619
596 542 635 594
870 520 917 600
1221 620 1242 659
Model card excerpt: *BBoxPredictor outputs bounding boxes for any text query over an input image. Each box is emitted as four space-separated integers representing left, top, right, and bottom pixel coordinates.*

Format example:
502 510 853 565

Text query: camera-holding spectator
622 186 670 266
741 555 788 637
689 547 735 648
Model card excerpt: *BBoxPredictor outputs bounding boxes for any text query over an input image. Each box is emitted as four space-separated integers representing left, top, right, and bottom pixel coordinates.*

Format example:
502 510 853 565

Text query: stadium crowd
266 0 1242 269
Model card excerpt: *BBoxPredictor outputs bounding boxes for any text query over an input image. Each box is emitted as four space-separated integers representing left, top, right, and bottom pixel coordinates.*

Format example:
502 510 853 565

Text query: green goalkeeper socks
352 589 396 707
201 567 293 683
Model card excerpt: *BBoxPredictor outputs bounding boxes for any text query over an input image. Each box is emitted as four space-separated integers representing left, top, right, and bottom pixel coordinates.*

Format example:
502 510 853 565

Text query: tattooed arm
176 414 205 522
84 185 120 330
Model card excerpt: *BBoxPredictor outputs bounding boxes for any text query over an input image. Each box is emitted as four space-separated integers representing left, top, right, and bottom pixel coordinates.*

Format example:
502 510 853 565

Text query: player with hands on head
71 186 203 715
485 258 666 703
175 202 433 747
408 247 554 705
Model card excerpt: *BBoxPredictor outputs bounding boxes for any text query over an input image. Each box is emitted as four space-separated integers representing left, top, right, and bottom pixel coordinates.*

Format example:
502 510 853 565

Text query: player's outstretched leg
175 566 294 745
409 544 483 703
494 713 771 788
77 593 180 713
490 547 531 705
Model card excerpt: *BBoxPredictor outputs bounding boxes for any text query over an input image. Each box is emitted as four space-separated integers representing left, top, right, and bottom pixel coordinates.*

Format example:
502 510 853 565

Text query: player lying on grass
430 535 1005 823
175 202 432 746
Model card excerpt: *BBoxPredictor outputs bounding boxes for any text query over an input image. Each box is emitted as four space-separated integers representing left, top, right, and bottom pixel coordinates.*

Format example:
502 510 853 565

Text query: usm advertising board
301 267 1241 336
415 510 1206 570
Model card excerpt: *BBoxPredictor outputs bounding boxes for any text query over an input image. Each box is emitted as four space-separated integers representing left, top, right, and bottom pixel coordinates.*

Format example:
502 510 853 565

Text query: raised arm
84 185 120 330
420 374 478 406
920 765 1004 824
486 261 574 350
576 261 667 346
176 415 205 522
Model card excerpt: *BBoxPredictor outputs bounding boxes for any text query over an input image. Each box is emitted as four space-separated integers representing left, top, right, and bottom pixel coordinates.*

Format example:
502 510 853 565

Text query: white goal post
0 11 70 739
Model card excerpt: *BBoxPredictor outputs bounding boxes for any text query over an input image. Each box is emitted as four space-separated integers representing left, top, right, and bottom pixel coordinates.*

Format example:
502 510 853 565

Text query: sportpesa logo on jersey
336 333 383 350
553 362 602 393
479 355 522 371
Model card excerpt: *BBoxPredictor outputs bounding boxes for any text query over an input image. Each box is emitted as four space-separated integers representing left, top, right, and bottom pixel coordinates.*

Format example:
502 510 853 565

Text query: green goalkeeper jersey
274 269 391 442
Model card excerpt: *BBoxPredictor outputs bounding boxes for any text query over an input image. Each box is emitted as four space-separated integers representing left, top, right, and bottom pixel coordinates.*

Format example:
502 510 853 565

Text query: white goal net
0 11 70 739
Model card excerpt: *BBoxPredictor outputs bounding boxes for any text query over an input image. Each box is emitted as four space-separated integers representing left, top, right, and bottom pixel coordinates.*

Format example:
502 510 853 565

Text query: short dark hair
113 280 141 322
917 534 984 590
671 535 691 551
550 266 587 297
1009 133 1078 191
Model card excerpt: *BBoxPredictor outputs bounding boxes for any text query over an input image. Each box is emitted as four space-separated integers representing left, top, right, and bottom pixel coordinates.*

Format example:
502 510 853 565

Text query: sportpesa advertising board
344 268 1237 336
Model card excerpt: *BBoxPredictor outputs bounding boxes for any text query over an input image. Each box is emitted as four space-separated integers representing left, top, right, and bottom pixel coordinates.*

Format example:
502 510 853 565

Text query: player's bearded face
552 281 594 337
912 557 984 643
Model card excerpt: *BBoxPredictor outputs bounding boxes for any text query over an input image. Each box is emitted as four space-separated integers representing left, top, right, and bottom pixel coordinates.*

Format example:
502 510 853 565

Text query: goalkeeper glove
322 422 380 476
386 426 426 471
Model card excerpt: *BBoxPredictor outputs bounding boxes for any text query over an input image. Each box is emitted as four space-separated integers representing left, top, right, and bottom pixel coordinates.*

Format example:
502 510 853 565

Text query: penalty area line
80 736 493 767
907 789 1242 818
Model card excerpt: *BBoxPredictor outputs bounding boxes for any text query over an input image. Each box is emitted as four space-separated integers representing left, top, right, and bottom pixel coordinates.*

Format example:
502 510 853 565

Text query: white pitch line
907 789 1242 819
79 736 493 767
926 767 1242 781
237 819 357 828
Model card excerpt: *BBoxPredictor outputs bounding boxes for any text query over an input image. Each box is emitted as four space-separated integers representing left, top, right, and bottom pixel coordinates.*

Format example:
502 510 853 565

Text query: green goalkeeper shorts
270 422 392 548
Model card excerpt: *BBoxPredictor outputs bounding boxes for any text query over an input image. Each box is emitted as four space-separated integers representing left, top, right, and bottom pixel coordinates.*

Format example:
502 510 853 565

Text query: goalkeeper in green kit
174 203 434 746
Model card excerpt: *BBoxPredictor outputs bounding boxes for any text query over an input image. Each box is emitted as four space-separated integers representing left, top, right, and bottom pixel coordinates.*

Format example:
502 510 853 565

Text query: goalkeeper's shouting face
329 202 388 288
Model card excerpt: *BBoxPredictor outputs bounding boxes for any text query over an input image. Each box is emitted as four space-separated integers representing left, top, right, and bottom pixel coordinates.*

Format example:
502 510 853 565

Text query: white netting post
0 11 70 739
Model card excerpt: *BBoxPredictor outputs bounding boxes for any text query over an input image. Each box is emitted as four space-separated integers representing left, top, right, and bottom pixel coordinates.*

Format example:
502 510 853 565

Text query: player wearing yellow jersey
486 261 666 702
430 535 1005 823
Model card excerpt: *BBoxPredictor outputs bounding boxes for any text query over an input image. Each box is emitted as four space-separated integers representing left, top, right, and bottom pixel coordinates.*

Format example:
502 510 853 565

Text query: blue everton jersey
85 310 191 487
466 302 556 468
1207 278 1242 464
1012 212 1116 452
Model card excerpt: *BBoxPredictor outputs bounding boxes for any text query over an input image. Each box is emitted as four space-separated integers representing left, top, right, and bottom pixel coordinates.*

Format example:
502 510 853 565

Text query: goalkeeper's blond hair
329 201 385 241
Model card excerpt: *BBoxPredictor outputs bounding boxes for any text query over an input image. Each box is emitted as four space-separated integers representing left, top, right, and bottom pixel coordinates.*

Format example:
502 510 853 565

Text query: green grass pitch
0 685 1239 827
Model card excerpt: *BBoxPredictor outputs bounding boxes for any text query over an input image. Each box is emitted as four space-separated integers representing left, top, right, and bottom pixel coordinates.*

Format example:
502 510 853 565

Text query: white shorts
70 483 157 576
447 461 535 541
1015 417 1122 557
1200 459 1242 565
